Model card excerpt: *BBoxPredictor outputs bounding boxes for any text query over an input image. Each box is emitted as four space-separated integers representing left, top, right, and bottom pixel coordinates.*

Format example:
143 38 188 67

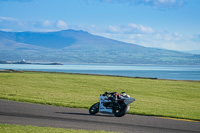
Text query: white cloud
42 20 51 27
0 28 12 31
0 16 23 31
0 16 22 25
56 20 68 29
107 23 153 34
108 25 120 33
0 16 17 21
0 16 69 32
33 20 52 29
128 23 153 33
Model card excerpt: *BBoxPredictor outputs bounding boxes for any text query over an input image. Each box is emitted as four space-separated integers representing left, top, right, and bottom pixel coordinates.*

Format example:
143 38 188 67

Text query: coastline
1 69 199 82
0 61 63 65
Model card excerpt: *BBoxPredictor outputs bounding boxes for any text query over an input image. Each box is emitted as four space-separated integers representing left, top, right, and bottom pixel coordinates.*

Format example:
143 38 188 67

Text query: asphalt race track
0 100 199 133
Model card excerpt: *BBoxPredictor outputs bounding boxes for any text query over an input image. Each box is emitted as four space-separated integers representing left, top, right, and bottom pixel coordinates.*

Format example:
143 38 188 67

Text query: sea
0 64 200 81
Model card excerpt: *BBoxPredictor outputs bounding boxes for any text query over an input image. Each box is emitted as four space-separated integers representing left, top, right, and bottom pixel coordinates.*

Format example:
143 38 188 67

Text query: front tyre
89 102 99 115
113 104 130 117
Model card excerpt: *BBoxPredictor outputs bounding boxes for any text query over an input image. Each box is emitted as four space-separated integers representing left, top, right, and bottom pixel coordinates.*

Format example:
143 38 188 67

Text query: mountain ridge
0 29 199 65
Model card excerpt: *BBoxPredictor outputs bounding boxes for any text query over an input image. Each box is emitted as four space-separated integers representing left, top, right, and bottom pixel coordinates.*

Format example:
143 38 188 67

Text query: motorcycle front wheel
113 104 130 117
89 102 99 115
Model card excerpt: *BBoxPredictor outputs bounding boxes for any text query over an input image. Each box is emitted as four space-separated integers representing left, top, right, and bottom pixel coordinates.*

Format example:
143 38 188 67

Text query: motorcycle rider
104 91 128 99
103 92 126 105
102 92 116 107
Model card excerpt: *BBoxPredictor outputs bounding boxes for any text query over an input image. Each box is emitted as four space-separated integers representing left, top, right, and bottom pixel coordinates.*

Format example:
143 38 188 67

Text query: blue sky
0 0 200 51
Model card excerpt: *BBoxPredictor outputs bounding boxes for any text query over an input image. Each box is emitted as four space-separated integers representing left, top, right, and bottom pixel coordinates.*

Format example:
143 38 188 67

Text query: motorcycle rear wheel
89 102 99 115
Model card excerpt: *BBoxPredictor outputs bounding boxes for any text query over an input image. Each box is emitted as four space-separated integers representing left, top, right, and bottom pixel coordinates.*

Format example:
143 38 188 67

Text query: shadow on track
55 112 114 117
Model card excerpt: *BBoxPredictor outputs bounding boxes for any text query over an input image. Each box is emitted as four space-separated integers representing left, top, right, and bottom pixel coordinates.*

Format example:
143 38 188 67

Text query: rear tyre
89 102 99 115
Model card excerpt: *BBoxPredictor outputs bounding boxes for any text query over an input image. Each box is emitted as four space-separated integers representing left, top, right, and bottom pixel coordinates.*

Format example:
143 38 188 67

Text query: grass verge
0 124 117 133
0 71 200 121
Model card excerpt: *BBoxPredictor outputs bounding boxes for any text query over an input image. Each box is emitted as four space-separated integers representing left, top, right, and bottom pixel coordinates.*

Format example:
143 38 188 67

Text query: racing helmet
120 92 127 97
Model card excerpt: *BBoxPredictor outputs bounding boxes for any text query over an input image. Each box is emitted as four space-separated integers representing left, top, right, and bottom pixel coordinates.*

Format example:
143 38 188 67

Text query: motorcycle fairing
98 95 135 114
99 95 113 113
124 98 135 104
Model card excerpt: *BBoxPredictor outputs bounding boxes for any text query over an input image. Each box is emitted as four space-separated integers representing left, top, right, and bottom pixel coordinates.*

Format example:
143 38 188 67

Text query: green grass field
0 71 200 121
0 124 117 133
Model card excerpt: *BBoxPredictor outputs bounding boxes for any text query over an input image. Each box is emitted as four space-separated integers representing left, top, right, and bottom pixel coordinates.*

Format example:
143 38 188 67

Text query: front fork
113 101 125 112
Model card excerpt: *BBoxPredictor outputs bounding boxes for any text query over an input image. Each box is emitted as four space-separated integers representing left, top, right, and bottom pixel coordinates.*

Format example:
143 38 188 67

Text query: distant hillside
0 30 199 65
